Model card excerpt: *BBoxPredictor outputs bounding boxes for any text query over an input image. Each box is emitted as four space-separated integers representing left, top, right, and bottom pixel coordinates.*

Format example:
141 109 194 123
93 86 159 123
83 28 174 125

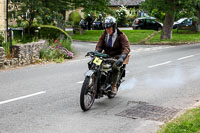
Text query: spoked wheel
80 76 96 111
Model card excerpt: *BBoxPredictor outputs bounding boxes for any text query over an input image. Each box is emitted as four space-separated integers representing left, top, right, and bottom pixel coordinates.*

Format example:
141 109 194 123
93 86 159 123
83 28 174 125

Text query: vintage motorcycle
80 51 127 111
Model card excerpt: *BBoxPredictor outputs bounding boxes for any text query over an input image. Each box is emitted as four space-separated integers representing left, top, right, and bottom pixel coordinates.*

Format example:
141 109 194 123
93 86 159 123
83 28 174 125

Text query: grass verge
158 107 200 133
70 30 155 44
147 30 200 44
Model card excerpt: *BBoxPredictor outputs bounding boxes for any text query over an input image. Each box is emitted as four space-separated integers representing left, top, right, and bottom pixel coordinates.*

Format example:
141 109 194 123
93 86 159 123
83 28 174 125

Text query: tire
108 93 116 99
80 76 96 111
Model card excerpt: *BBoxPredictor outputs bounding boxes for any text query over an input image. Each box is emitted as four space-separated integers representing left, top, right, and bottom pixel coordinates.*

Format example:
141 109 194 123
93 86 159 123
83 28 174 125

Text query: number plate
93 57 102 66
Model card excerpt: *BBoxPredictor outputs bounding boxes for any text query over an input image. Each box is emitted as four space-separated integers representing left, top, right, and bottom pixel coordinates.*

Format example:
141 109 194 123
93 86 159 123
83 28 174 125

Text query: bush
0 32 4 47
69 11 81 26
40 38 74 63
115 6 128 27
38 25 74 62
39 25 72 44
0 33 10 56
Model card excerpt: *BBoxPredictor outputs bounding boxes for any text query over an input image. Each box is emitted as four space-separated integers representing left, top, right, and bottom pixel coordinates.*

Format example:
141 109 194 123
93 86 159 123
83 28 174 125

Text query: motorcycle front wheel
80 76 96 111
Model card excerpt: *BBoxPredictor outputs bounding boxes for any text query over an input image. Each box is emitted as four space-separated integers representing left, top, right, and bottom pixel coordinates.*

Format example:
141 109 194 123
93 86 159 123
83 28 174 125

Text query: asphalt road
0 41 200 133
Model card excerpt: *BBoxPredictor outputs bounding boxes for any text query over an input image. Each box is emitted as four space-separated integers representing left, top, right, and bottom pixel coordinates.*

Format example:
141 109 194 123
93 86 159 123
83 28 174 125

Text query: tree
189 0 200 31
9 0 111 30
174 0 200 31
9 0 73 25
141 0 193 39
74 0 112 14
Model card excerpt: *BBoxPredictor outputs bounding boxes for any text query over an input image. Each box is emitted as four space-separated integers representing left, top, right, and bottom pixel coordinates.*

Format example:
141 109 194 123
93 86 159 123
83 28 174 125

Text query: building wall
0 0 7 40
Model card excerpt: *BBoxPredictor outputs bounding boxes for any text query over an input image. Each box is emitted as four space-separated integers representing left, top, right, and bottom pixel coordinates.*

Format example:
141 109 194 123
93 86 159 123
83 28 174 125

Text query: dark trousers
112 63 121 84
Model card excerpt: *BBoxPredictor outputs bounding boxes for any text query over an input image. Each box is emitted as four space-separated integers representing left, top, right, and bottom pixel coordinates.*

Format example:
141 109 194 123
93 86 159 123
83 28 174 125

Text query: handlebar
86 51 117 63
86 51 109 58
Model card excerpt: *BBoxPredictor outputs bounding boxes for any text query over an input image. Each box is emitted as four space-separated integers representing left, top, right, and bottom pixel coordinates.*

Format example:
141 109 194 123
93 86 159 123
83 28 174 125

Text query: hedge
38 25 72 44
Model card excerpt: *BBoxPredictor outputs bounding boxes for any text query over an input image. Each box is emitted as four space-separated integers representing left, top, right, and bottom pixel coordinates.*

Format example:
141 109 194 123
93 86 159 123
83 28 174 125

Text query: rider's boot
111 83 117 95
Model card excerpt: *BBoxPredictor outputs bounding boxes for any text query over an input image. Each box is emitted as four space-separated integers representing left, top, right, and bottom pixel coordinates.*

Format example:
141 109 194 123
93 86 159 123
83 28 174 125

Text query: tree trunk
160 11 175 39
197 9 200 32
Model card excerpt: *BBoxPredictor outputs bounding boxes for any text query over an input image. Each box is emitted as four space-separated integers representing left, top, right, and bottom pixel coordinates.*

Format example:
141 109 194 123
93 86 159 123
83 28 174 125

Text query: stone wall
0 40 47 69
0 47 5 68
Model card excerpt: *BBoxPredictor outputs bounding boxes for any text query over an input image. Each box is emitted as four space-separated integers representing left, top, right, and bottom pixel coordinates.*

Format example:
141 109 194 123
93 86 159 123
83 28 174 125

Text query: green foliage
141 0 200 22
77 0 111 14
151 9 165 22
0 33 10 55
115 6 128 27
40 47 65 63
140 0 197 39
61 39 73 51
0 32 4 47
19 20 29 28
71 30 155 44
69 11 81 26
114 6 138 27
38 25 73 62
39 25 72 45
127 8 138 26
148 30 200 44
40 38 74 63
3 42 10 56
9 0 71 29
158 108 200 133
9 0 112 29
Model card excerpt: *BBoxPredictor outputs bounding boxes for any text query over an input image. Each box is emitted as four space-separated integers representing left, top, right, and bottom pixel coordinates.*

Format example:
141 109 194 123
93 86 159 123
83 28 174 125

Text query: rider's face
106 27 113 35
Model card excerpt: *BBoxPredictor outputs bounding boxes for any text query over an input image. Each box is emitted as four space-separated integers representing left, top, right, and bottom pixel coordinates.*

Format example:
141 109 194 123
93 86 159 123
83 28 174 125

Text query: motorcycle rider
86 14 93 30
95 16 130 96
98 14 103 30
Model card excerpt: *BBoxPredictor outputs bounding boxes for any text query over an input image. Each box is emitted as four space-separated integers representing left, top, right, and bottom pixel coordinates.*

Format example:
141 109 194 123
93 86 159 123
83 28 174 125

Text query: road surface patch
116 102 180 122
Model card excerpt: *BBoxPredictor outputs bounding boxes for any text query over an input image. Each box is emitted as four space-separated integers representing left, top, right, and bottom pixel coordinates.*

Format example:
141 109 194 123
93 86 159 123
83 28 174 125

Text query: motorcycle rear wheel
80 76 96 111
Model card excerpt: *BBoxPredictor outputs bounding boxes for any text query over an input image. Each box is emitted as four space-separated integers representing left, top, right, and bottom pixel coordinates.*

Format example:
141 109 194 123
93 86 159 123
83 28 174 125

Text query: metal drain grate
116 102 180 122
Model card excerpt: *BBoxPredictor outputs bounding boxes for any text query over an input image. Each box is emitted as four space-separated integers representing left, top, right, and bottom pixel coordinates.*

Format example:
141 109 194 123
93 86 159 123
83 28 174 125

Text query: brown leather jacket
95 29 130 59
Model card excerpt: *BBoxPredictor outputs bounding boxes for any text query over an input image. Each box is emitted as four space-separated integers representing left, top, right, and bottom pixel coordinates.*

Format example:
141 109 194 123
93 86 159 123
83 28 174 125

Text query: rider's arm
120 33 130 56
115 33 130 66
95 32 106 53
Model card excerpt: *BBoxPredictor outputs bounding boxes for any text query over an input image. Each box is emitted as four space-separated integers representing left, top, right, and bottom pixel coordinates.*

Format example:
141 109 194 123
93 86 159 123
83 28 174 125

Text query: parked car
173 18 192 29
132 17 163 31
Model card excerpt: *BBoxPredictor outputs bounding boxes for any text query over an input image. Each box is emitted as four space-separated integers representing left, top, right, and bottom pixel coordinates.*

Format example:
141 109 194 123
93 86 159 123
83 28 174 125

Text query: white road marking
0 91 46 105
77 81 84 84
131 46 176 53
177 55 195 60
148 61 172 68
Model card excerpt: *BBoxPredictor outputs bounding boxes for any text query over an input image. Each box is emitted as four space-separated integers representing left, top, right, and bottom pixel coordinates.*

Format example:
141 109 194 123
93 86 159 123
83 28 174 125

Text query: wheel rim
83 76 96 109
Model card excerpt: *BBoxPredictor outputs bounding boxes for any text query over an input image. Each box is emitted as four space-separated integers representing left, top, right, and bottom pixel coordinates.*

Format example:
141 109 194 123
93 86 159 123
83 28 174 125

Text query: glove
115 54 127 67
116 58 124 66
95 50 102 53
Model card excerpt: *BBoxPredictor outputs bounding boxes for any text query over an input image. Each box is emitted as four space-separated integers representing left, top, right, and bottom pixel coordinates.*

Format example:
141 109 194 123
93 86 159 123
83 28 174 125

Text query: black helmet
104 16 117 30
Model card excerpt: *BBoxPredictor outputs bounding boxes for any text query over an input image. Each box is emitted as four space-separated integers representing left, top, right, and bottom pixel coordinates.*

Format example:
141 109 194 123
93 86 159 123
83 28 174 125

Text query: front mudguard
84 70 95 77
